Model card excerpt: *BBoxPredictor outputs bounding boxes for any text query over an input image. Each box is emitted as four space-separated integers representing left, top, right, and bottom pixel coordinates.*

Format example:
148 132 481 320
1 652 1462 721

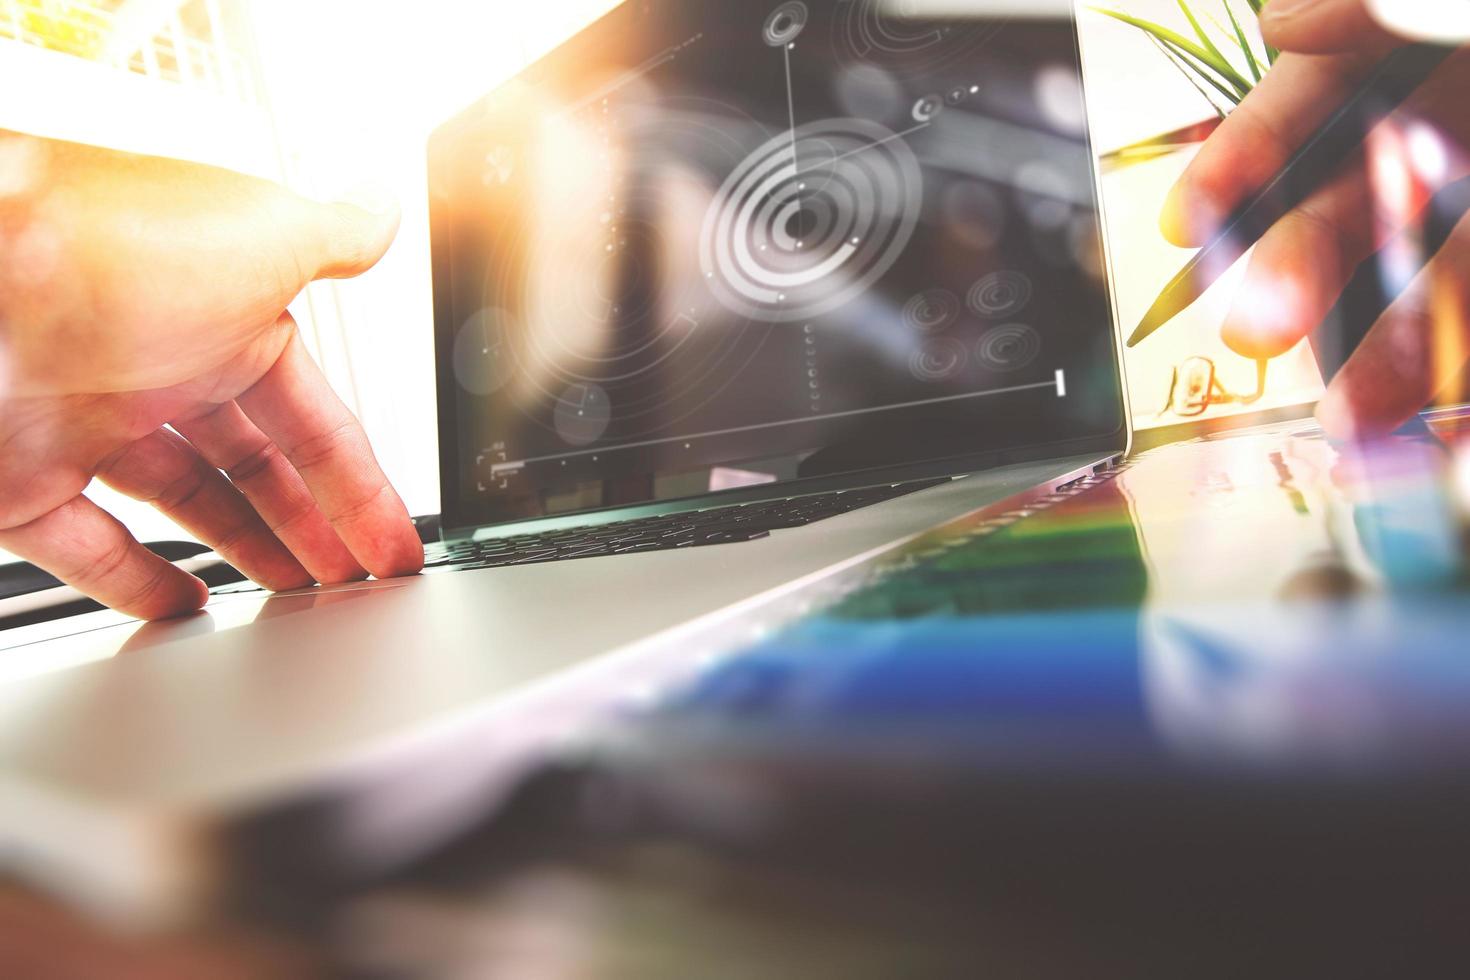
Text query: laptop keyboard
422 478 951 572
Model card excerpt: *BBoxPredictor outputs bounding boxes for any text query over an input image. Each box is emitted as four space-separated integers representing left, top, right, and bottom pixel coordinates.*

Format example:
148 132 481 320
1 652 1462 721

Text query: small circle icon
967 270 1033 319
901 289 961 334
554 383 612 446
976 323 1043 372
764 1 809 46
453 308 516 396
909 337 968 382
912 94 944 122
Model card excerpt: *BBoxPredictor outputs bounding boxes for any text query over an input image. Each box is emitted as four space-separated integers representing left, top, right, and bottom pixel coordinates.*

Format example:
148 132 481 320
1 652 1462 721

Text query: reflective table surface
8 410 1470 978
319 409 1470 978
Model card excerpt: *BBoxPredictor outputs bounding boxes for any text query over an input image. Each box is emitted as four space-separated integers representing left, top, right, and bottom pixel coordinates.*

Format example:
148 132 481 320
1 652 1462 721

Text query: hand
0 132 423 620
1161 0 1470 438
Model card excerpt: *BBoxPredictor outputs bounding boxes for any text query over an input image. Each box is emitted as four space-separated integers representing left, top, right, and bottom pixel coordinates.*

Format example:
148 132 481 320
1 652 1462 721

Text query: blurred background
0 0 1324 555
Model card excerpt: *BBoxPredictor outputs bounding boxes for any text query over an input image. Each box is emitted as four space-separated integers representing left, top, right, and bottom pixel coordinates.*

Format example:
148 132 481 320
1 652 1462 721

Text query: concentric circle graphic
901 289 960 334
843 0 947 59
910 337 968 382
700 117 923 323
967 270 1033 319
912 94 944 122
763 1 808 46
836 0 1006 76
479 96 776 448
976 324 1043 372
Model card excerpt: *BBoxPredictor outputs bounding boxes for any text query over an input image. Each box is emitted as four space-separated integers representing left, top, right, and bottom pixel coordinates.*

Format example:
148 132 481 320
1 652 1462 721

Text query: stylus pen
1127 43 1455 348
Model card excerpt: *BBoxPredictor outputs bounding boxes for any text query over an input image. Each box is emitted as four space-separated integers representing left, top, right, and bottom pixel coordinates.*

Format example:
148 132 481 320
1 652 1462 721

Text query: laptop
0 0 1131 924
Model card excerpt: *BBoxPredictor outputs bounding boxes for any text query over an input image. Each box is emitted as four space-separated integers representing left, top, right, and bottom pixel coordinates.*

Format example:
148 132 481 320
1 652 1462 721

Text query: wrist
0 133 86 396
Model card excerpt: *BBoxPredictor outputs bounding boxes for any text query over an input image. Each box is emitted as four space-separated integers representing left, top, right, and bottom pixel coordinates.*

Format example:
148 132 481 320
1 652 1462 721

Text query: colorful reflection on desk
334 414 1470 980
640 412 1470 776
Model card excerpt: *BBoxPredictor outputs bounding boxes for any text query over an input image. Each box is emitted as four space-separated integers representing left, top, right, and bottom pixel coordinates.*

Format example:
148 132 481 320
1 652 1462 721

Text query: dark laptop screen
430 0 1125 527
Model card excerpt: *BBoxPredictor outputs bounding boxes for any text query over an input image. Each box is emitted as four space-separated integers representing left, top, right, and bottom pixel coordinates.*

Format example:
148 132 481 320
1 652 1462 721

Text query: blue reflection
645 419 1470 777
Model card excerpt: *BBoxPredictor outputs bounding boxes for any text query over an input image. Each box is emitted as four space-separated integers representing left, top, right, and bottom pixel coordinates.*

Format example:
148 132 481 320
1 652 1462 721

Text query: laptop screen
429 0 1126 528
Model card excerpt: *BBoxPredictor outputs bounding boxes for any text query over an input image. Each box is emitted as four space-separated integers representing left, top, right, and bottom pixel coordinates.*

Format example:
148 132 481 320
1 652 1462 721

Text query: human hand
0 133 423 620
1161 0 1470 438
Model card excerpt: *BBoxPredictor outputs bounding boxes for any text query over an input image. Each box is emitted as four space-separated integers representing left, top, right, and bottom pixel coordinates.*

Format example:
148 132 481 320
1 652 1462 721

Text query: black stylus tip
1127 301 1170 348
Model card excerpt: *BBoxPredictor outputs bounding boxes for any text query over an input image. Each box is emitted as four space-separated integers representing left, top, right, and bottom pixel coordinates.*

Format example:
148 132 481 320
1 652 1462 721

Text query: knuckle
116 561 172 615
268 497 321 538
209 516 257 556
82 534 135 588
1289 200 1344 241
1235 107 1294 174
226 439 285 485
287 419 360 472
154 462 211 512
325 481 389 527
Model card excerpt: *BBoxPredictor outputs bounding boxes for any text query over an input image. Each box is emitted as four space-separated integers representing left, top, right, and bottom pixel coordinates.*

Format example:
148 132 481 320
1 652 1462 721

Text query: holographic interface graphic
433 1 1124 523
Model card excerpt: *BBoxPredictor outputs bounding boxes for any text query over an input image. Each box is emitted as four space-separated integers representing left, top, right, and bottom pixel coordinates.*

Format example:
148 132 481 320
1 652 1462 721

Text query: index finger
0 495 208 620
1161 51 1384 246
235 324 423 580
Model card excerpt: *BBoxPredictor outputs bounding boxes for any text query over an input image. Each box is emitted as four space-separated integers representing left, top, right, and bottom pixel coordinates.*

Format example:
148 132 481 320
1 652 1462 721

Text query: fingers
1162 52 1381 246
1220 164 1379 359
95 427 314 592
174 400 370 586
0 495 207 620
1260 0 1400 55
1316 213 1470 438
234 330 423 579
308 196 400 280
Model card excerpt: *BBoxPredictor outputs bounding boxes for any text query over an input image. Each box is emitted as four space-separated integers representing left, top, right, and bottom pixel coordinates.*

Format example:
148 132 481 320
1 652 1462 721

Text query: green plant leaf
1147 34 1231 117
1092 8 1254 96
1158 35 1247 106
1174 1 1254 98
1223 0 1262 82
1177 0 1232 78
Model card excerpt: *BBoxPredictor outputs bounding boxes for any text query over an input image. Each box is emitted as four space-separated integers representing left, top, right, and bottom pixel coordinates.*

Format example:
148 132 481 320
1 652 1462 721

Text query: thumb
310 188 401 280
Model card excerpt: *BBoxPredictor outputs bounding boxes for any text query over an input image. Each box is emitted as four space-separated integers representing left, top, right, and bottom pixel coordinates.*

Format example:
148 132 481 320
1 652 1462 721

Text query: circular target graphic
553 383 612 446
453 308 516 396
976 324 1043 372
700 117 922 323
910 337 968 382
836 0 1005 76
843 0 948 59
912 94 944 122
479 97 778 447
764 1 808 46
902 289 961 334
967 270 1033 319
